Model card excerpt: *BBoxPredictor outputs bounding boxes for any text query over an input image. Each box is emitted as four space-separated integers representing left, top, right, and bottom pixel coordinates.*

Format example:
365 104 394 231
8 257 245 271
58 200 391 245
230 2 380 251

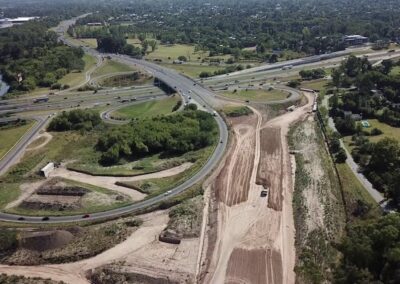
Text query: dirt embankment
214 115 257 206
256 127 283 211
201 93 314 284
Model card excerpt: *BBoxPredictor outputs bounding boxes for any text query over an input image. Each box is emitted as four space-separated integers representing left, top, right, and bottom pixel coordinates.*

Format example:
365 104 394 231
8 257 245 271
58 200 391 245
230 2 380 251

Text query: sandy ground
5 180 47 209
26 132 53 151
0 209 200 283
49 162 193 201
200 93 314 284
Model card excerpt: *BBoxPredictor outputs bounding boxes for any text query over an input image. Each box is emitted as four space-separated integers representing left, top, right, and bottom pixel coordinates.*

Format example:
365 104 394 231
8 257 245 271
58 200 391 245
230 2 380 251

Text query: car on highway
82 214 90 218
17 217 25 221
42 216 50 221
164 190 172 196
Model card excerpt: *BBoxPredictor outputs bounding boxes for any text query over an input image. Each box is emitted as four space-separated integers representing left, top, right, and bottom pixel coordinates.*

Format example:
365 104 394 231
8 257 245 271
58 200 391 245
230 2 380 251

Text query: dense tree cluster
96 34 142 58
64 0 400 59
0 21 84 92
48 109 102 132
96 110 217 165
299 68 326 81
335 213 400 283
330 56 400 128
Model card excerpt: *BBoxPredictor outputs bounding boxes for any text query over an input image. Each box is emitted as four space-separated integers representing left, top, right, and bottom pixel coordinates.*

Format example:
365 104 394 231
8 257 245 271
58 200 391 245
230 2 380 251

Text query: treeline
97 110 217 165
96 34 142 58
67 0 400 58
199 64 245 78
331 56 400 128
48 109 102 132
0 21 85 92
335 213 400 283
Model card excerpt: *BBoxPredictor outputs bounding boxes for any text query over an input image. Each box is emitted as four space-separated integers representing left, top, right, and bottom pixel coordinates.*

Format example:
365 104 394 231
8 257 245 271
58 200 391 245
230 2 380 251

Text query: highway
0 116 50 176
0 16 229 224
0 14 397 223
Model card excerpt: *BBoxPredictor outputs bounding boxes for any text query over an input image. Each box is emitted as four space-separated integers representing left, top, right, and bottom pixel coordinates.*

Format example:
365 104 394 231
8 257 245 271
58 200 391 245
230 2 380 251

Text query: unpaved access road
200 92 314 284
48 162 193 201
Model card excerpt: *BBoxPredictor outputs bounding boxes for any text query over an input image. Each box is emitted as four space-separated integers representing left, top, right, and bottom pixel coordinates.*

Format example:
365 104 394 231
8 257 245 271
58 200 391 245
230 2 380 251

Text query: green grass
343 119 400 149
360 119 400 143
390 66 400 76
78 38 98 48
222 105 253 117
0 121 35 160
161 63 225 78
336 163 377 208
4 178 132 217
146 44 208 62
92 59 136 77
113 96 180 119
221 88 289 102
58 54 97 87
117 144 216 198
300 79 329 91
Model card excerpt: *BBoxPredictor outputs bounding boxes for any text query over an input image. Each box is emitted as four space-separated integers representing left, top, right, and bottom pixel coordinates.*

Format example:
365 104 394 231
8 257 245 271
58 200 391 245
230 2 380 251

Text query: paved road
0 116 50 176
321 95 384 203
0 16 229 224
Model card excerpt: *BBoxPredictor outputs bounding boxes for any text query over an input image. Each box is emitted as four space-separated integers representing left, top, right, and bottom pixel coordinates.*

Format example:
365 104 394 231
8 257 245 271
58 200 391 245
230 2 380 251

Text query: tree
178 55 187 62
335 148 347 163
269 53 278 63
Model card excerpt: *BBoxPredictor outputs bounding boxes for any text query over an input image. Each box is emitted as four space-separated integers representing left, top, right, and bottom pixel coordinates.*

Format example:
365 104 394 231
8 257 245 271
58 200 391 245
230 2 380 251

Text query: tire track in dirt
202 92 314 284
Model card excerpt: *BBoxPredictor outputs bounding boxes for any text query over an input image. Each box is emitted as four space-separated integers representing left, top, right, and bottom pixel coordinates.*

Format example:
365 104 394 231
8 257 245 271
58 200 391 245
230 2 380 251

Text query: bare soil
200 93 314 284
49 163 193 201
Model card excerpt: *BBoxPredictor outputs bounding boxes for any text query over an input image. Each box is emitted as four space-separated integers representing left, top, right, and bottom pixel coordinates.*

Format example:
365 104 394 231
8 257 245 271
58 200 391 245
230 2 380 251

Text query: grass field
300 79 330 91
220 88 289 102
113 96 180 119
92 59 136 77
336 163 377 207
146 44 208 62
343 119 400 149
58 54 97 87
360 119 400 143
0 121 35 160
162 63 225 78
390 66 400 76
79 38 97 48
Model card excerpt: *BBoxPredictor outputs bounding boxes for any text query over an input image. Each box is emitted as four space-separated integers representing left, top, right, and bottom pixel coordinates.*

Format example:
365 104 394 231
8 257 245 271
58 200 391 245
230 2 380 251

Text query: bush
370 128 383 136
287 80 301 88
48 109 102 132
335 148 347 163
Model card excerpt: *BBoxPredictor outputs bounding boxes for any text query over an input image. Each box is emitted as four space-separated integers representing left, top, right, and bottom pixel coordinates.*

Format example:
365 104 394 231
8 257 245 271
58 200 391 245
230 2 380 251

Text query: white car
164 190 172 196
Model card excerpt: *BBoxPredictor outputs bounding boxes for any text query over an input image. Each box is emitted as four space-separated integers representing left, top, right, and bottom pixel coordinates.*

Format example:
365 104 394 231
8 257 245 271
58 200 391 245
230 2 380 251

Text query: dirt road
49 162 193 201
201 93 314 284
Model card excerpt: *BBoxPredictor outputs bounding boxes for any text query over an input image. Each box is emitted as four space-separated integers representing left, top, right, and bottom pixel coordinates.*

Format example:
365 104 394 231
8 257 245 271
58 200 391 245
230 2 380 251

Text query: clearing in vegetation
4 177 132 217
289 117 346 284
0 121 35 160
112 95 180 119
98 72 153 87
161 63 226 78
145 44 208 62
221 88 289 102
58 54 97 87
92 59 135 77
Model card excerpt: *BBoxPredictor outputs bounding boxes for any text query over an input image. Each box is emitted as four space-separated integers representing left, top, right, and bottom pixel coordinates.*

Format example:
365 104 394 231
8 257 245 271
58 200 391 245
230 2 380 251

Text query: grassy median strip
0 121 35 160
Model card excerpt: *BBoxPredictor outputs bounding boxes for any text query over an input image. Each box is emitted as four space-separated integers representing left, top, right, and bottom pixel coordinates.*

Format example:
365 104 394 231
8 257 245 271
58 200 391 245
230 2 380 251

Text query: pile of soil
19 178 88 211
20 195 81 211
19 230 74 252
37 179 88 196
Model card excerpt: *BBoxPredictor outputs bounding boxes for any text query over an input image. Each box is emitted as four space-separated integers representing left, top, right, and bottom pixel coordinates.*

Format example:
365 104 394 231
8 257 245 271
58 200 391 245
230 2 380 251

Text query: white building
40 162 54 178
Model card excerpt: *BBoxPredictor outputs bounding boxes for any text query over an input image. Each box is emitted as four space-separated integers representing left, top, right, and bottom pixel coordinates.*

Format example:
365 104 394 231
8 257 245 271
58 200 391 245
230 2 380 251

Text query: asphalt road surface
0 16 229 224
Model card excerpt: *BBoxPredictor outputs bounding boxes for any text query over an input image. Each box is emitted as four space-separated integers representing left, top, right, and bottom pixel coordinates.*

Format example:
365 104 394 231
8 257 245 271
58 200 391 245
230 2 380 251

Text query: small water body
0 74 10 97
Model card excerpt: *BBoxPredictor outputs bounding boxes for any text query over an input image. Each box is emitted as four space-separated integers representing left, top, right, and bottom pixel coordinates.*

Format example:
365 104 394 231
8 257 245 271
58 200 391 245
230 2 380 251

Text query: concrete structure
344 35 368 46
40 162 54 178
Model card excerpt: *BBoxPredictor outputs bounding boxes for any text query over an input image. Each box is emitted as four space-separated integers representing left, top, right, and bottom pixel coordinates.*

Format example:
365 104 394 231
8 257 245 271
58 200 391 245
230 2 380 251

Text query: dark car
42 216 49 221
82 214 90 218
17 217 25 221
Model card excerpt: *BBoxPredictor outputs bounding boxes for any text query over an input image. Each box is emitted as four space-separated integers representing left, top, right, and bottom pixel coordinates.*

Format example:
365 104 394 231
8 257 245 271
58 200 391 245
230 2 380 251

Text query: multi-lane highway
0 14 398 223
0 16 229 223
